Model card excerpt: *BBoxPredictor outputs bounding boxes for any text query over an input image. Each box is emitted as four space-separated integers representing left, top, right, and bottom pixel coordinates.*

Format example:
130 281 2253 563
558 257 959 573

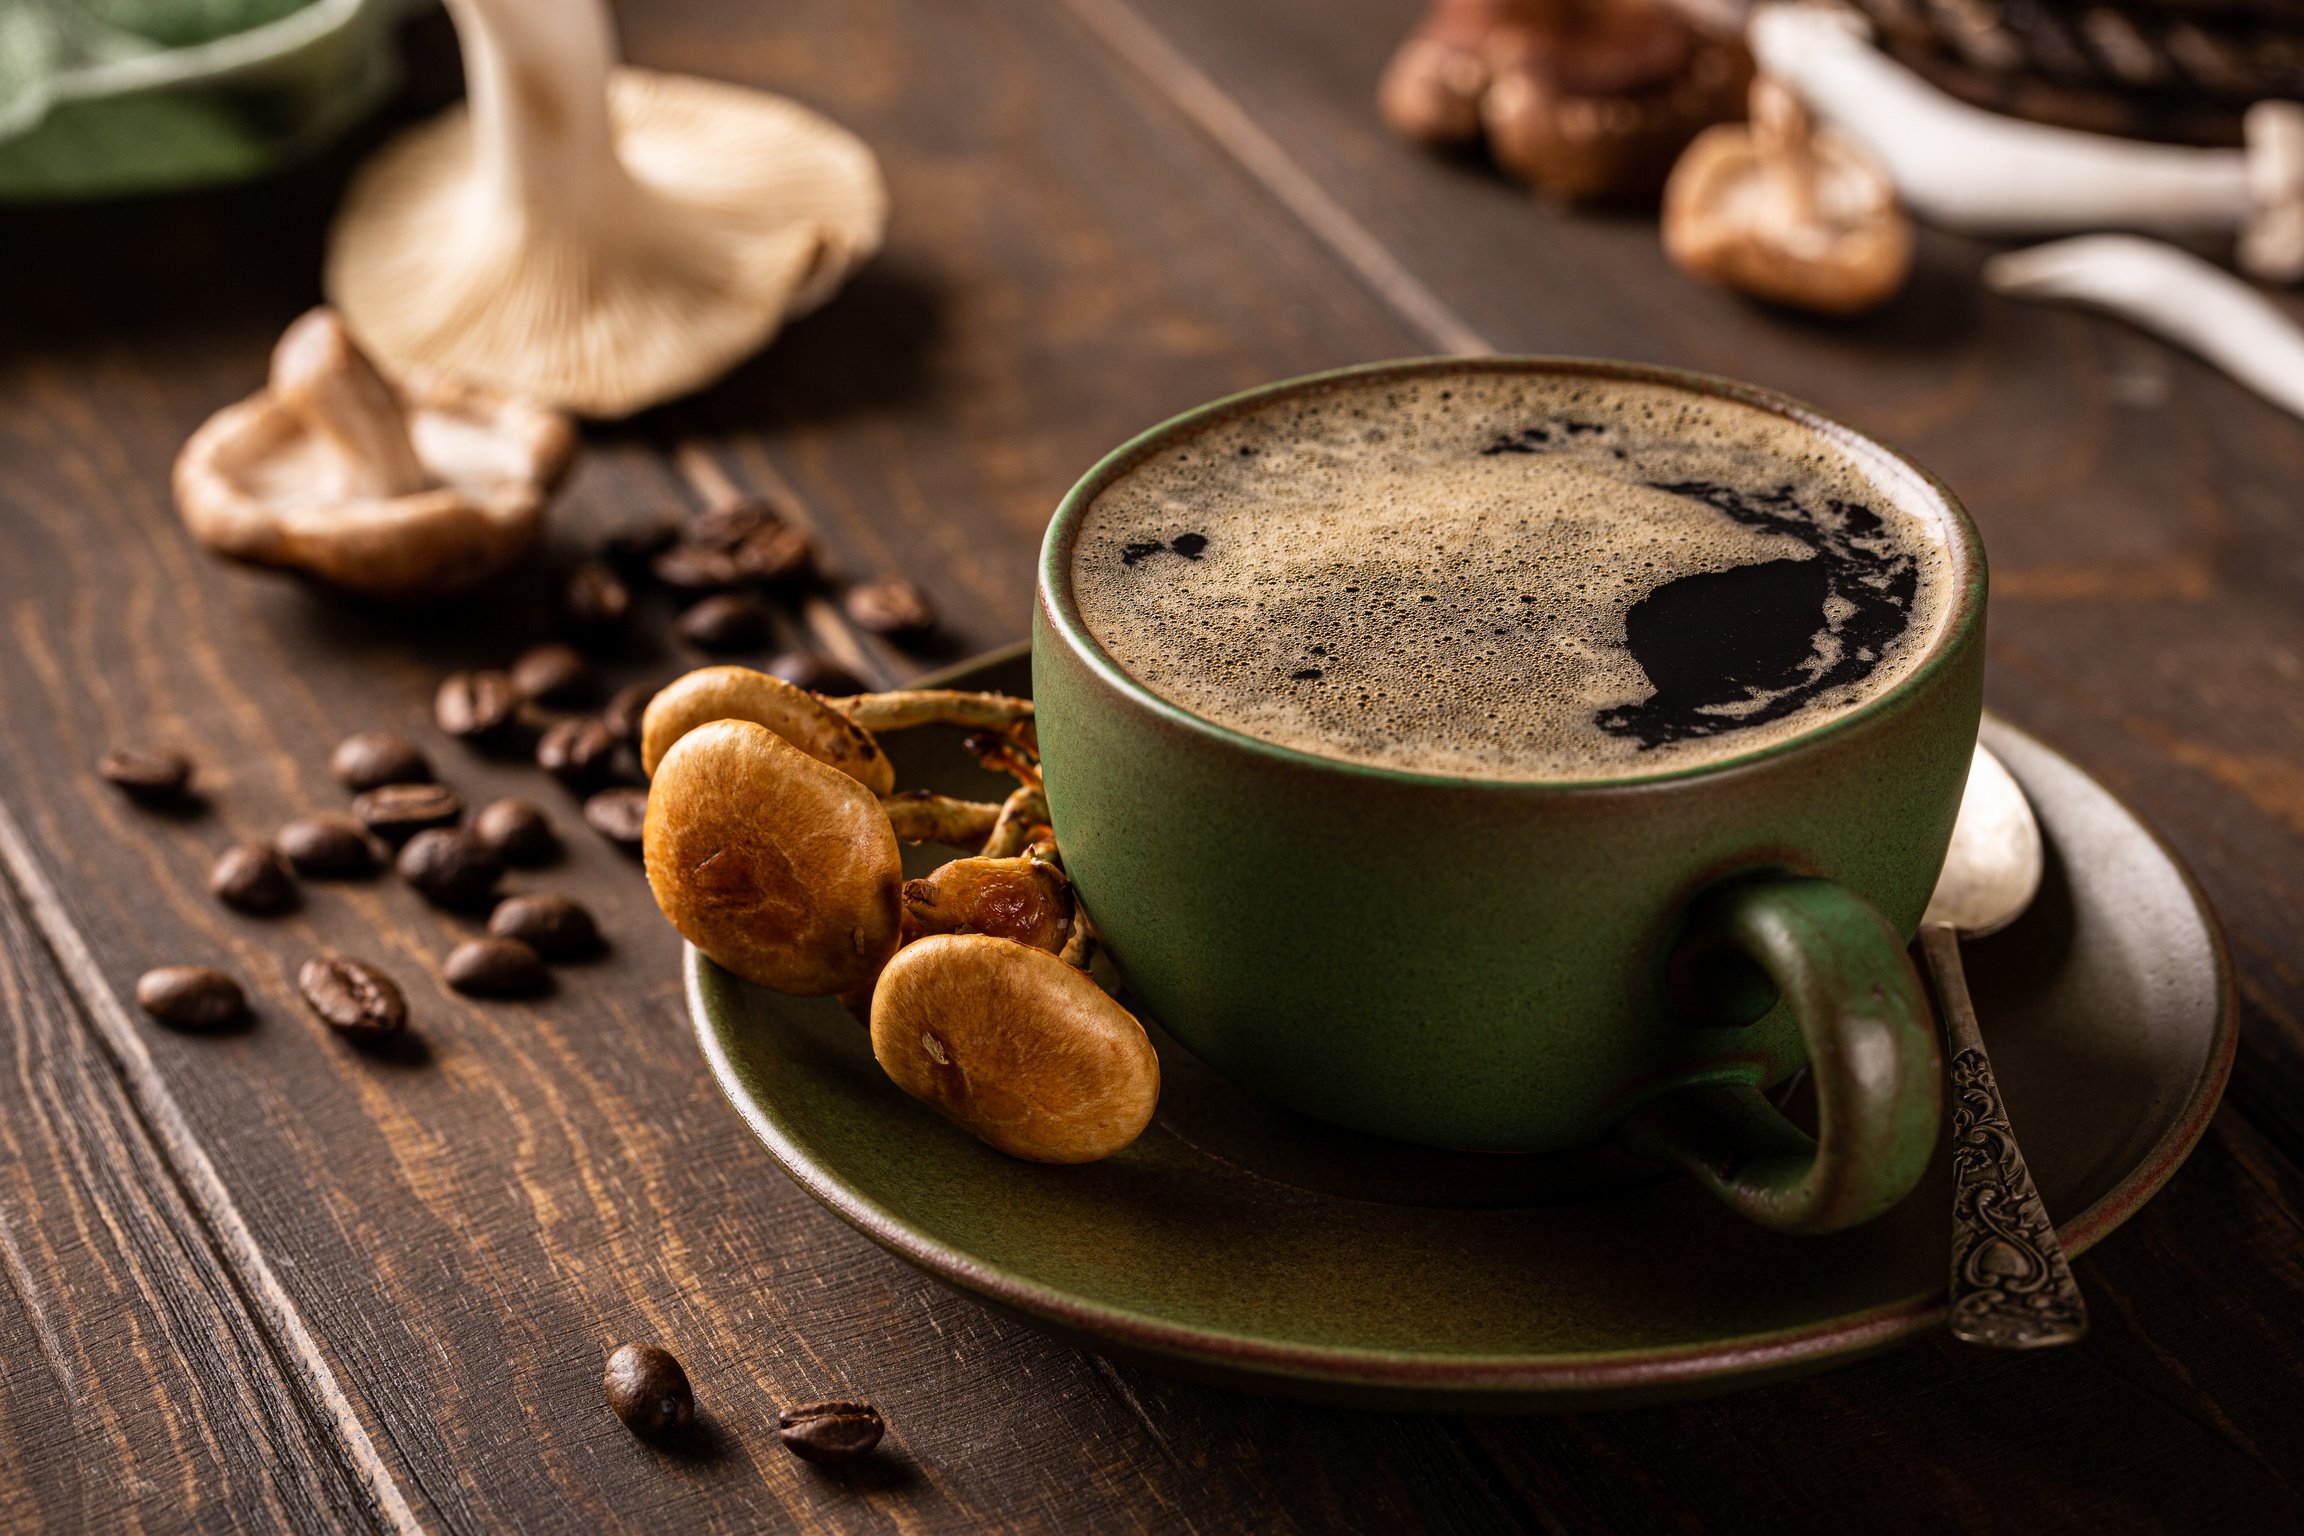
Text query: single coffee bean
330 732 431 792
99 746 192 799
538 717 621 792
435 670 522 741
601 682 658 745
844 577 936 638
512 643 597 707
275 813 379 878
651 541 744 593
584 787 648 851
209 843 297 915
488 893 602 960
730 524 813 587
561 560 631 639
353 782 463 843
776 1401 884 1466
689 498 781 547
767 651 865 696
397 828 501 910
604 1344 693 1436
297 956 407 1040
601 516 681 571
472 798 559 866
677 593 771 651
135 965 246 1030
443 936 549 997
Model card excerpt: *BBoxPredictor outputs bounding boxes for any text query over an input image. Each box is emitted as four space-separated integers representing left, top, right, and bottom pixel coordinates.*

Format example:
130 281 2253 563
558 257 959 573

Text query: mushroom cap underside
1664 125 1911 312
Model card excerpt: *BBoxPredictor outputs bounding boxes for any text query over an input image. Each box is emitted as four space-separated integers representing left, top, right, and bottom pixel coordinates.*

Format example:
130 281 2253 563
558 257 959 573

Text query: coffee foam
1069 370 1954 782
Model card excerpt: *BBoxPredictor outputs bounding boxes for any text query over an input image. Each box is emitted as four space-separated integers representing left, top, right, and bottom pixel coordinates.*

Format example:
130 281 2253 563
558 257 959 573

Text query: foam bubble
1070 371 1954 781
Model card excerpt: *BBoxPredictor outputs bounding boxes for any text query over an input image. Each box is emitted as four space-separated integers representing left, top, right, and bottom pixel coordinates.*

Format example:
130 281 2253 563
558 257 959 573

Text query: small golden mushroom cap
639 665 894 794
643 718 901 995
871 935 1159 1164
901 855 1074 955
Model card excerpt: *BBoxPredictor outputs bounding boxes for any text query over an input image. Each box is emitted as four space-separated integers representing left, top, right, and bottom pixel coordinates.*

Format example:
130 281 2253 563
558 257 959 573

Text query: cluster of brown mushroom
638 666 1158 1164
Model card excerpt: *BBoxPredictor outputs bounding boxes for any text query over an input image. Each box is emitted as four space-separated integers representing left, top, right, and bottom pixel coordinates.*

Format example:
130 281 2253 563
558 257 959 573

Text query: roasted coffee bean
604 1344 693 1436
396 828 501 910
488 893 601 960
210 843 297 915
601 682 657 745
275 813 379 878
100 745 193 799
776 1401 884 1466
135 965 246 1030
297 956 406 1040
844 577 936 638
584 787 648 851
561 560 631 639
330 732 430 791
677 593 771 651
472 798 559 866
730 524 813 587
766 651 865 696
538 717 621 792
512 643 597 707
353 782 463 843
435 670 522 741
601 516 681 571
689 499 779 547
443 936 548 997
651 541 744 593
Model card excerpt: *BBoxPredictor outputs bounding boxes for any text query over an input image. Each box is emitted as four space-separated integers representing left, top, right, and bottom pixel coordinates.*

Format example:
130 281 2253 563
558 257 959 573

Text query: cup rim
1038 355 1988 793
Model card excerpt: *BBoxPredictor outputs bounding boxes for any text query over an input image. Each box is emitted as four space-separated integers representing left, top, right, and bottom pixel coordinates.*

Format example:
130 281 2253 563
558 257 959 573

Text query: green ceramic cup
1033 357 1985 1236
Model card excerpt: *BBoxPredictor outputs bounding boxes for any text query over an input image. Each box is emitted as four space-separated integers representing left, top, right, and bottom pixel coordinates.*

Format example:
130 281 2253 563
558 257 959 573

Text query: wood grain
0 0 2296 1530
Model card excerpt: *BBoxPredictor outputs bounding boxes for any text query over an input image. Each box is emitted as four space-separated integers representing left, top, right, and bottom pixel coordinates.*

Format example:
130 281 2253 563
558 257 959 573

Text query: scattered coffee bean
844 577 936 638
602 516 681 571
512 643 597 707
297 956 407 1041
650 542 744 594
396 828 501 910
776 1401 884 1466
99 746 192 799
330 732 430 792
538 717 621 792
730 524 813 587
605 1344 693 1436
677 592 772 651
210 843 297 915
472 798 559 866
353 782 463 843
135 965 246 1031
561 560 631 639
767 651 865 696
443 936 549 997
689 499 780 547
435 670 522 742
601 682 657 745
584 787 648 851
488 894 601 960
275 813 379 878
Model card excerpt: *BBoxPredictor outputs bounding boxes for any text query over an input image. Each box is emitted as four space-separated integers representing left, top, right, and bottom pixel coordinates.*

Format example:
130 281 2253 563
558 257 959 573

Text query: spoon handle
1918 923 2089 1349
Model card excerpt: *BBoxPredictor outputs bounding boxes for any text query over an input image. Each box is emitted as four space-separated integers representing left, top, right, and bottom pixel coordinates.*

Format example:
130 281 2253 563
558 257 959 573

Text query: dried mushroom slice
870 935 1159 1163
639 665 895 794
643 718 901 995
172 308 574 598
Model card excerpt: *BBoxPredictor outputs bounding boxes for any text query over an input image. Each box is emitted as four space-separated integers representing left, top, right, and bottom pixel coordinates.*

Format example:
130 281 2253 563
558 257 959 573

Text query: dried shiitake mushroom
173 308 574 598
870 935 1159 1163
643 718 901 995
902 854 1074 955
639 665 894 793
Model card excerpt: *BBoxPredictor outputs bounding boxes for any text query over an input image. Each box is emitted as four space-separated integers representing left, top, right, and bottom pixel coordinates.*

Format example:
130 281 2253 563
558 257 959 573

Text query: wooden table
2 2 2300 1530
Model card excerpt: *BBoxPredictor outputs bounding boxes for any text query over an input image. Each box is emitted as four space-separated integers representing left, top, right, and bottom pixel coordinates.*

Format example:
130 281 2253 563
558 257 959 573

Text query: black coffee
1071 370 1953 780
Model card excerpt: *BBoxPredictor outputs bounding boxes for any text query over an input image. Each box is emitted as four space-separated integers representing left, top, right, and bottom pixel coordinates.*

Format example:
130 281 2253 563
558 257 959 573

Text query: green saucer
691 646 2235 1411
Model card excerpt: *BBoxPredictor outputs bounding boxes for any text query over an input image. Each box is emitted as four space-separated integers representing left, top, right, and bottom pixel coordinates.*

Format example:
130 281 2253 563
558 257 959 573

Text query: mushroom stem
1058 913 1097 973
269 310 434 499
881 792 1006 847
832 690 1038 741
980 786 1052 859
451 0 632 227
1749 78 1818 233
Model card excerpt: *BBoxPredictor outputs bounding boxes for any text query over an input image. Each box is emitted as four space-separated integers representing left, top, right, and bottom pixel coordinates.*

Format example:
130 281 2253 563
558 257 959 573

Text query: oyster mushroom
172 308 575 599
871 935 1159 1163
902 854 1075 955
324 0 886 418
639 665 894 793
1663 77 1911 314
643 718 901 995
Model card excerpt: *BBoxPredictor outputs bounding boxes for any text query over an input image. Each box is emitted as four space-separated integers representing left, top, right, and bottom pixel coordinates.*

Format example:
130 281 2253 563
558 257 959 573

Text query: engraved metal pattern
1946 1047 2089 1348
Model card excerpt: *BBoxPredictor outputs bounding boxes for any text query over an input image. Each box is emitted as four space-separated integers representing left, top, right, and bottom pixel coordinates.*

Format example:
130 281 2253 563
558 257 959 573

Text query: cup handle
1617 877 1942 1236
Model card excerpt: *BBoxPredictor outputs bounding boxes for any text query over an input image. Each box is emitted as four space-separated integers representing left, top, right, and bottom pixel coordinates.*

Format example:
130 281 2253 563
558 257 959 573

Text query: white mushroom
1663 76 1910 313
1985 234 2304 423
172 307 574 599
2241 102 2304 285
324 0 886 418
